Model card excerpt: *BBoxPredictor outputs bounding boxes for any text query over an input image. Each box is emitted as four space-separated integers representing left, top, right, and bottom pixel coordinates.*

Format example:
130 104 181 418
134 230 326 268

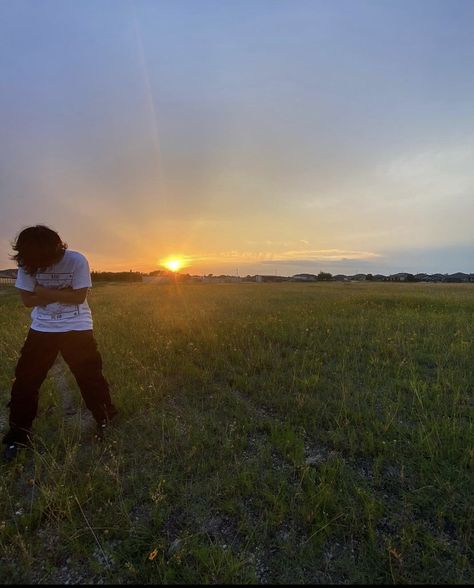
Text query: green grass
0 282 473 584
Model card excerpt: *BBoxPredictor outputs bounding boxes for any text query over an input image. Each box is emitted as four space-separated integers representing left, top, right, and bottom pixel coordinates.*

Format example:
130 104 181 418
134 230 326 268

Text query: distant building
292 273 317 281
255 275 288 283
428 273 447 282
446 272 471 283
388 273 415 282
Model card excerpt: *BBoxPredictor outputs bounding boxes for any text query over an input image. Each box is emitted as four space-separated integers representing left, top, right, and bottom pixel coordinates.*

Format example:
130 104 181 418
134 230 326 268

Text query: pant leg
4 329 59 445
59 330 116 423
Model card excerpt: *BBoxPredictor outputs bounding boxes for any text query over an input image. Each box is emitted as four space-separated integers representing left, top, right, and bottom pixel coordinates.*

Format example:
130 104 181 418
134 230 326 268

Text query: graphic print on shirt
35 272 79 320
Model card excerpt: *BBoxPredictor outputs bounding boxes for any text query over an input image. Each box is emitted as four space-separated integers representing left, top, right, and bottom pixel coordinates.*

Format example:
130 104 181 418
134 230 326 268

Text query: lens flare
163 258 183 272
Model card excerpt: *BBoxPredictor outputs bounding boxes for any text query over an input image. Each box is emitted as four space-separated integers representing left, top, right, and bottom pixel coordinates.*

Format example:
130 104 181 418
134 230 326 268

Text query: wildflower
148 548 159 561
388 547 402 561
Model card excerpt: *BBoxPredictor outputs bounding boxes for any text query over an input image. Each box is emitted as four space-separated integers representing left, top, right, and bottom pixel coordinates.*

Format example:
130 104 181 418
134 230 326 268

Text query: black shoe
94 407 118 441
3 429 32 447
94 419 108 441
3 443 20 461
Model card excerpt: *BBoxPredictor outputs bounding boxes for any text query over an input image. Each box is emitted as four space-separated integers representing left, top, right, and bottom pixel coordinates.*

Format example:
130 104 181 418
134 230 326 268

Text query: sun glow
163 258 183 272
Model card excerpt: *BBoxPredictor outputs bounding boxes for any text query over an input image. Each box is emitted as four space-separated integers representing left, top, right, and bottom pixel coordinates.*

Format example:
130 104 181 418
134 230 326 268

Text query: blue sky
1 0 473 274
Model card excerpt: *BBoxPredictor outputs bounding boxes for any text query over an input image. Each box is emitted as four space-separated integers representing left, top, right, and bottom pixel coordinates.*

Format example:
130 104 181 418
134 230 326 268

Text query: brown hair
11 225 67 275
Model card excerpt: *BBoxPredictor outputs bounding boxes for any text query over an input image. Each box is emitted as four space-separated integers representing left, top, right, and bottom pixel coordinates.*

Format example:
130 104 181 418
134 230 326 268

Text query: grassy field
0 282 473 584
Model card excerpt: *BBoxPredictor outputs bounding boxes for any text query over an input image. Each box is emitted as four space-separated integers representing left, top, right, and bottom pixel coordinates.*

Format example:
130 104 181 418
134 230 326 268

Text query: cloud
381 144 474 200
186 248 380 265
278 249 381 261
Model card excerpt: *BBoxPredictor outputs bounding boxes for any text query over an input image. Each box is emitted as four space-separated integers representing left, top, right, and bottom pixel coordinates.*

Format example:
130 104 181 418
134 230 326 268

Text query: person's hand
34 284 57 302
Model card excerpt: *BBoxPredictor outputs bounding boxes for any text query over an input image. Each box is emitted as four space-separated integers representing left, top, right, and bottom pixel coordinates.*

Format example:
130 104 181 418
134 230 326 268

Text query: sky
1 0 473 276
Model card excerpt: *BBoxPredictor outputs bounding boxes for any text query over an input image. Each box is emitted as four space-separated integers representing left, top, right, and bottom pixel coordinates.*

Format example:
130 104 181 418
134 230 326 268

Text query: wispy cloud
185 248 380 265
382 144 474 200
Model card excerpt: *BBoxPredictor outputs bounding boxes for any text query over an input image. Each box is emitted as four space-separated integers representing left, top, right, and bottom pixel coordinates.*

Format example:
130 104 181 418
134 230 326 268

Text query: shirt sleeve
72 254 93 289
15 267 36 292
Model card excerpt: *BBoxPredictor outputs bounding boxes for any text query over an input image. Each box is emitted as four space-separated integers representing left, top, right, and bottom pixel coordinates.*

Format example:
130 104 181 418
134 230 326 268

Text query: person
2 225 117 460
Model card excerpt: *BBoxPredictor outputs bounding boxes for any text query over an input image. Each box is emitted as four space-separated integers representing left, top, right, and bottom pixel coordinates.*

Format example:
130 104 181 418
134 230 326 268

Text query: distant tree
366 273 374 281
317 271 332 281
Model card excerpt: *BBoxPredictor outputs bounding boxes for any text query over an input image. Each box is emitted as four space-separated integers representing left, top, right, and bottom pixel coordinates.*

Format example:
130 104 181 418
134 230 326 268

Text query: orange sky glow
0 2 473 275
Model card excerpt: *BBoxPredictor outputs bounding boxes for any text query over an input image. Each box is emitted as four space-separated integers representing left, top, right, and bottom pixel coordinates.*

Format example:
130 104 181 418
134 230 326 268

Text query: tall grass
0 282 472 583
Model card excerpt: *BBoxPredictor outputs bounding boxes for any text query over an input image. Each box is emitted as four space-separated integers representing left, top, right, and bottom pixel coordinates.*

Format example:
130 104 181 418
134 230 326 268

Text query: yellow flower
148 548 159 561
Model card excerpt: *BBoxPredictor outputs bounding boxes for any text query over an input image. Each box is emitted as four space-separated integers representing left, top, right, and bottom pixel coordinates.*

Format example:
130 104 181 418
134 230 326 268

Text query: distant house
292 273 317 281
446 272 470 283
426 273 445 282
255 275 288 283
388 273 415 282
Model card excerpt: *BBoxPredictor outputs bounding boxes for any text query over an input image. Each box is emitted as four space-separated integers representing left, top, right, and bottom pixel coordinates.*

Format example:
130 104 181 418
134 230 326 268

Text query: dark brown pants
3 329 116 445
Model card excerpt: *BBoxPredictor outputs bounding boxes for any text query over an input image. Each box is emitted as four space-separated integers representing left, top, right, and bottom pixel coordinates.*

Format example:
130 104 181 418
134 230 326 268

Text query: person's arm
16 267 39 307
34 285 89 305
19 289 50 308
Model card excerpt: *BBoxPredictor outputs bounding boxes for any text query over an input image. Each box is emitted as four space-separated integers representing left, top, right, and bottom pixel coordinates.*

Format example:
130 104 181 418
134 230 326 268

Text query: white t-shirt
15 250 93 332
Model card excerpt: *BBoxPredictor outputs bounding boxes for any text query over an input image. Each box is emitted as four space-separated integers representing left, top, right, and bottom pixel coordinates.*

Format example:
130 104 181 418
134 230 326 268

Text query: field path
50 356 77 417
49 356 95 434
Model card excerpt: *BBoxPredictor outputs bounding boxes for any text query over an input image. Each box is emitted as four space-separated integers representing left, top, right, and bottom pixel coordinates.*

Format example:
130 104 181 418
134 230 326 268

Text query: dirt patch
50 356 95 437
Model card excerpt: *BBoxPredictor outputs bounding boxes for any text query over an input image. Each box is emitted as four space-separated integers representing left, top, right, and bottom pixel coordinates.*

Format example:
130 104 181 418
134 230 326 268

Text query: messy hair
11 225 67 275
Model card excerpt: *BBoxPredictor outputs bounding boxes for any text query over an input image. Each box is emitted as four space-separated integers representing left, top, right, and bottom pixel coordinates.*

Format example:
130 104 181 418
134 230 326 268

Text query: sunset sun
163 258 183 272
